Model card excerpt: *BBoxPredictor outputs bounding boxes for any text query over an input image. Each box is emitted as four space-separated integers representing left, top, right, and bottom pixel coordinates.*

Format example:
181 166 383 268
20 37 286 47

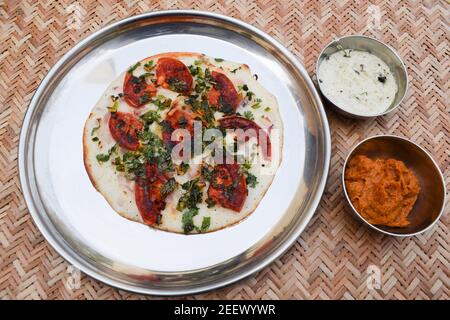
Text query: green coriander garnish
246 91 255 100
200 216 211 232
152 95 172 110
177 162 190 175
161 178 177 197
140 109 161 128
182 208 198 234
127 62 141 74
243 111 254 120
96 153 110 163
246 173 258 188
176 178 203 212
230 66 241 74
143 60 155 70
251 98 262 109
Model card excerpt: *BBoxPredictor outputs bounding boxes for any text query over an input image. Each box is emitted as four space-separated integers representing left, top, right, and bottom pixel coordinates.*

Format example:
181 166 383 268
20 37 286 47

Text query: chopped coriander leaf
137 131 173 173
182 207 198 234
114 157 125 172
214 58 224 62
120 151 145 178
238 84 249 92
168 77 188 92
97 143 118 163
109 144 118 155
246 173 258 188
251 98 262 109
152 95 172 110
177 162 190 175
204 68 212 81
140 110 161 127
264 107 271 112
246 91 255 100
92 137 99 142
242 159 252 171
161 178 177 197
194 60 202 66
243 111 254 120
188 65 202 77
143 60 155 70
96 153 110 163
138 92 151 105
127 62 141 74
201 165 213 181
139 72 152 79
176 178 203 211
230 66 241 74
200 216 211 231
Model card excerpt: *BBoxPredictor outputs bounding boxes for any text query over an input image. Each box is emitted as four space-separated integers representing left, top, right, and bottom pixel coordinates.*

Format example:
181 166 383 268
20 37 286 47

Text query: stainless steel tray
18 10 330 295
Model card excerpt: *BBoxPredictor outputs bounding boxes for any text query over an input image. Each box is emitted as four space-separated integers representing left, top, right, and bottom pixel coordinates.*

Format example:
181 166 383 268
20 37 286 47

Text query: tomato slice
123 72 157 108
134 162 169 225
218 116 271 160
207 163 247 212
207 71 240 114
161 107 196 150
123 72 157 107
156 58 193 94
108 112 143 151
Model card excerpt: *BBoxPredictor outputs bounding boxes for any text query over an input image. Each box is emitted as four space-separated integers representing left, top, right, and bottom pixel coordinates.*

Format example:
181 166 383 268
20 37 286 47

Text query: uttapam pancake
83 52 283 234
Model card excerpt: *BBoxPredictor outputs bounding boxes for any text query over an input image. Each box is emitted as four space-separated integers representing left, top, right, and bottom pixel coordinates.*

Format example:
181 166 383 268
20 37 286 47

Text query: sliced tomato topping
206 87 221 107
218 116 271 159
155 58 193 94
161 107 196 150
108 112 143 151
207 163 247 212
135 163 170 225
207 71 240 114
123 72 157 107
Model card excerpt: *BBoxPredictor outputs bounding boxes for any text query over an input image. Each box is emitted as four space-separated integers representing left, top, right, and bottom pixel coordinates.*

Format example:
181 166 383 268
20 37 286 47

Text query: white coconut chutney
317 49 398 116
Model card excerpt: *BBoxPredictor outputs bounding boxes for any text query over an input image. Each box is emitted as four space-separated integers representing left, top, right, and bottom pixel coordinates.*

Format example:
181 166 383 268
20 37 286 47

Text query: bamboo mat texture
0 0 449 300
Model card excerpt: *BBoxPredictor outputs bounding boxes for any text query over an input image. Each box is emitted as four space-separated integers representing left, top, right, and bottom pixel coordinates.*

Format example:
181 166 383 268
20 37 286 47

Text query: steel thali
19 10 330 295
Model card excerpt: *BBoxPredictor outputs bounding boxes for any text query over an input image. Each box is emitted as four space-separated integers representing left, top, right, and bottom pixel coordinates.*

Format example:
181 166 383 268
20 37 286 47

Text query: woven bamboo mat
0 0 448 300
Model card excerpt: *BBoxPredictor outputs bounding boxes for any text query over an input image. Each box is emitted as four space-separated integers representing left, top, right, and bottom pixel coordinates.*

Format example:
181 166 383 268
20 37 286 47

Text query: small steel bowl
315 35 408 119
342 135 446 236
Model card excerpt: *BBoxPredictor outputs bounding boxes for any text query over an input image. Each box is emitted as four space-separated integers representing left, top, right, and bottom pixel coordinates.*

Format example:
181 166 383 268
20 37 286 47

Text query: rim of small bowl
341 135 446 237
315 35 409 119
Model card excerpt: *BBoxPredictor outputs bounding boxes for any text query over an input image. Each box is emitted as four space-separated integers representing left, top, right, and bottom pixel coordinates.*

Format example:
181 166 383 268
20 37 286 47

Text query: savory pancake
83 52 283 234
